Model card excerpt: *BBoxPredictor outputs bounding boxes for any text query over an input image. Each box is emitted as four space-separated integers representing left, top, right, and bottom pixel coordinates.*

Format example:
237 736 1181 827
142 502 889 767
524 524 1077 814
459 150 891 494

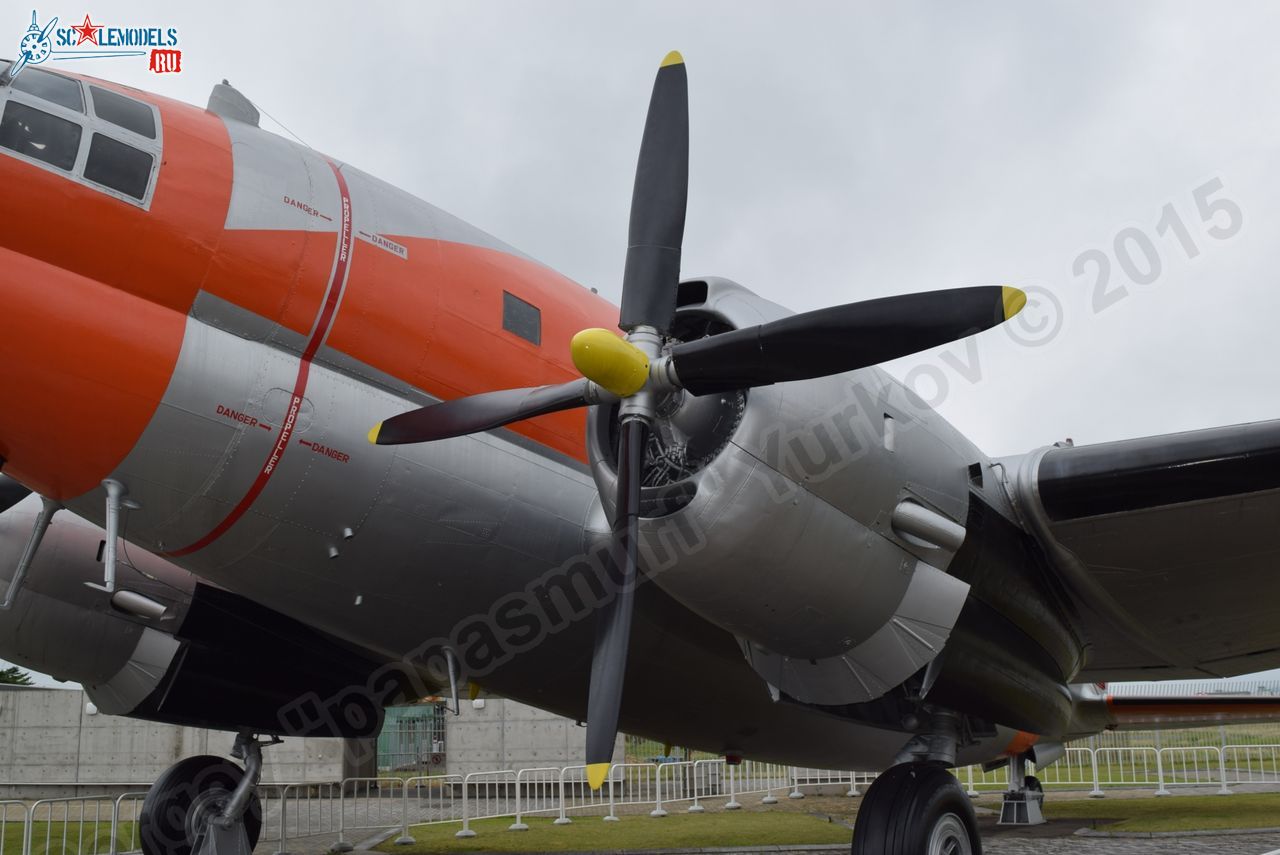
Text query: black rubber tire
139 755 262 855
852 763 982 855
1024 775 1043 794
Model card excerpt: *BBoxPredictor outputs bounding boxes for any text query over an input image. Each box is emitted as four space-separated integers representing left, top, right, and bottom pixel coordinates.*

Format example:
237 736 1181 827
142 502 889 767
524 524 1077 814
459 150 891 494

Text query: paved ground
987 835 1280 854
261 835 1280 854
982 820 1280 854
256 825 1280 854
264 839 1280 854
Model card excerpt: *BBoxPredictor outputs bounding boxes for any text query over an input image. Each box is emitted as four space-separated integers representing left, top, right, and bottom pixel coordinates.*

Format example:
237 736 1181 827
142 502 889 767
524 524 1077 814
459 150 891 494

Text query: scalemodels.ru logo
2 9 182 84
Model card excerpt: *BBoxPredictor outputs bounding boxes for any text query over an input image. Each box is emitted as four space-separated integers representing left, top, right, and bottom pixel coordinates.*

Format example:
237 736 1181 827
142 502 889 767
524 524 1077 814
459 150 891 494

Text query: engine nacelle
0 496 399 736
589 278 977 706
0 496 194 703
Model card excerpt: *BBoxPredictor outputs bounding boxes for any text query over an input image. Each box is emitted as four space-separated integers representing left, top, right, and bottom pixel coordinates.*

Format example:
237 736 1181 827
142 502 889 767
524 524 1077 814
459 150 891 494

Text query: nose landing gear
139 732 275 855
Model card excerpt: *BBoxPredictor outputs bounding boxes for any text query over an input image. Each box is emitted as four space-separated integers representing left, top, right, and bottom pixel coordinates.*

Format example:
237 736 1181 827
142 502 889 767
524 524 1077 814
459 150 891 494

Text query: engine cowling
588 277 977 706
0 496 400 736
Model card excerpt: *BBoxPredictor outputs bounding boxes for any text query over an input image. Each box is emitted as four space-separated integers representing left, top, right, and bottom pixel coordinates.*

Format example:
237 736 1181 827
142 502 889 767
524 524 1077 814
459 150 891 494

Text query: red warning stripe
165 161 354 557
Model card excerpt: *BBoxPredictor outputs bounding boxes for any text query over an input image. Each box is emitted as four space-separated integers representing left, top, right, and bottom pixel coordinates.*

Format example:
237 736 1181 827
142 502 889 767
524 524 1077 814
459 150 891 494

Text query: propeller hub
616 326 664 422
570 328 650 397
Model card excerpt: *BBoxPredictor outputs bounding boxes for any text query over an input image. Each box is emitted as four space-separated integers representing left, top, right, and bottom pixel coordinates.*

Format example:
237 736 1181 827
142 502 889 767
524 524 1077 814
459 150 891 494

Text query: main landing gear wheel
139 756 263 855
851 763 981 855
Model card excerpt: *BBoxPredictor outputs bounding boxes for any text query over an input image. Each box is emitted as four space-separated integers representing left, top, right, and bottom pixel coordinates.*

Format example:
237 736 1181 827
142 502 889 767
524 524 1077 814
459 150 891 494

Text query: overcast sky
12 0 1278 453
4 2 1278 685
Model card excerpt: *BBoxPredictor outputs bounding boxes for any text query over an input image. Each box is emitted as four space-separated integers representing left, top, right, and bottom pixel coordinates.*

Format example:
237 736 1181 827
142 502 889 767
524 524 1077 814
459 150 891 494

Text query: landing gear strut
139 732 273 855
997 753 1045 826
851 763 981 855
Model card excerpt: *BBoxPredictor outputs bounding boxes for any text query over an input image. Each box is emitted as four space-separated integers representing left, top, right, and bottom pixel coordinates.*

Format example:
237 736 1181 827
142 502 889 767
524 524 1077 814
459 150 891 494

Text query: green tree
0 666 34 686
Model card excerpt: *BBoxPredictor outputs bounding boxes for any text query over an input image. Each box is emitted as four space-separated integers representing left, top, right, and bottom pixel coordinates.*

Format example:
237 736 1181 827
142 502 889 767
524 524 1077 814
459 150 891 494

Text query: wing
1102 694 1280 730
1009 419 1280 681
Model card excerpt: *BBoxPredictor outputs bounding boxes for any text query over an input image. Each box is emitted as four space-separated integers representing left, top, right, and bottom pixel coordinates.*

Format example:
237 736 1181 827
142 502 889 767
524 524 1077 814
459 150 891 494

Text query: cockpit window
83 133 152 200
89 86 155 139
0 100 82 171
10 68 85 113
1 67 162 206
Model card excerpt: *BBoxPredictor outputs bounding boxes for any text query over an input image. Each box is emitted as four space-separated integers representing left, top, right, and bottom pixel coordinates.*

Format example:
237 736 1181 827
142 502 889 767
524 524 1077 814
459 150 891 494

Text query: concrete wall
446 697 623 778
0 686 343 792
0 687 616 791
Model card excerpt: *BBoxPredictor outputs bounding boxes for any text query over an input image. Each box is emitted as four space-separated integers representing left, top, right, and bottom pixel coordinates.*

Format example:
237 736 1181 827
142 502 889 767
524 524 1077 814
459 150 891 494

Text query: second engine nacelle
589 278 979 706
0 495 401 737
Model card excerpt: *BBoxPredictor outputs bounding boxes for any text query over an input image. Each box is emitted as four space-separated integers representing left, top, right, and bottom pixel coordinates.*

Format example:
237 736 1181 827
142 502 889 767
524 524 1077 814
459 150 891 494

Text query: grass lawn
988 792 1280 832
378 812 851 853
378 791 1280 851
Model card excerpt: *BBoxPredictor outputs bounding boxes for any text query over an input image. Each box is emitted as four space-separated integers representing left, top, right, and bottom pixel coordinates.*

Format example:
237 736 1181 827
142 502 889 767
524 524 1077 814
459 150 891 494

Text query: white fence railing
1223 744 1280 785
0 802 28 855
6 744 1280 849
957 744 1278 799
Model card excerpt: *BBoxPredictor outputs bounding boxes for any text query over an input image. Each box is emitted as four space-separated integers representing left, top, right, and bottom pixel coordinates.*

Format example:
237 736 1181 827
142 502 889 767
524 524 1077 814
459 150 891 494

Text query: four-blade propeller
368 51 1026 789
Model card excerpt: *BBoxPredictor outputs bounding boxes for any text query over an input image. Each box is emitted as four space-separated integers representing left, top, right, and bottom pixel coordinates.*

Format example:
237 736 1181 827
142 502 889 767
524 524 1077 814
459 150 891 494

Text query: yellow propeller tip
661 50 684 67
467 682 481 701
586 762 610 791
1002 286 1027 321
367 423 382 445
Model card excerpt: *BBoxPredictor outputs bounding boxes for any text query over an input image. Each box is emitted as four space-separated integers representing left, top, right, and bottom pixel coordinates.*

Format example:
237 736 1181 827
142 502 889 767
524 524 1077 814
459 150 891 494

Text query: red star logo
71 14 102 46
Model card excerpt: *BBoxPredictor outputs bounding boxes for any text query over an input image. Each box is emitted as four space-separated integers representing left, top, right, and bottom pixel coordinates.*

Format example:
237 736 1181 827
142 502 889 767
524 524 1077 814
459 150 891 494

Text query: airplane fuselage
0 68 1086 770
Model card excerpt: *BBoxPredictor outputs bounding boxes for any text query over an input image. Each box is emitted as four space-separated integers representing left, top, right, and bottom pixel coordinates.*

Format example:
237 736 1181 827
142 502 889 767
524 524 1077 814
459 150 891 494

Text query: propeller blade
618 51 689 335
585 417 646 789
369 379 594 446
668 285 1027 395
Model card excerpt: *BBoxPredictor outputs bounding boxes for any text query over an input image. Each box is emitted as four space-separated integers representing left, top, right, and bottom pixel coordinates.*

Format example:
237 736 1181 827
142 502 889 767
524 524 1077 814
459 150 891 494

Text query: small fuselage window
0 100 82 171
503 291 542 346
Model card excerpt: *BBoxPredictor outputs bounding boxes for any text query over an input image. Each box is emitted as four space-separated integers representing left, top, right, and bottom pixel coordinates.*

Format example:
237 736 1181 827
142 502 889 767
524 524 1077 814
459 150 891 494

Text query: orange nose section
0 247 184 499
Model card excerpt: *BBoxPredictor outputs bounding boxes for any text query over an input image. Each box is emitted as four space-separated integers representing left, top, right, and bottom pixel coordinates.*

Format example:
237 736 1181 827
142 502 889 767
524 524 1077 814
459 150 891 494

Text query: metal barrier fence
508 767 560 830
409 760 875 842
6 744 1280 849
330 777 413 852
788 767 874 799
0 802 27 855
28 796 119 855
1224 744 1280 784
269 782 341 853
958 744 1280 799
555 766 611 823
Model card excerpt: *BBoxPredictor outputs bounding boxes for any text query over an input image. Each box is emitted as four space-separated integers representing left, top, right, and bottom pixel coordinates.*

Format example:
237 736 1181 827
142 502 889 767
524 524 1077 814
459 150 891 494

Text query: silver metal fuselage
0 100 1055 770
